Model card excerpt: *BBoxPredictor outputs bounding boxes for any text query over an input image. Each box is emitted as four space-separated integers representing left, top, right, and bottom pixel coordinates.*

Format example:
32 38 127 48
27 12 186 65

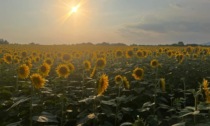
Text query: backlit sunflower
39 63 51 77
21 51 27 58
123 76 130 89
13 58 20 64
114 75 123 85
25 59 32 68
3 53 12 64
96 58 106 69
56 64 70 78
132 67 144 80
150 59 159 68
18 64 30 79
97 74 109 96
30 73 45 89
83 60 91 71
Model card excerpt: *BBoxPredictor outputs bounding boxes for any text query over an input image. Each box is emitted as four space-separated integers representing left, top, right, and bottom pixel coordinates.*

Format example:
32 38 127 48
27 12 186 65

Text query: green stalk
115 84 121 126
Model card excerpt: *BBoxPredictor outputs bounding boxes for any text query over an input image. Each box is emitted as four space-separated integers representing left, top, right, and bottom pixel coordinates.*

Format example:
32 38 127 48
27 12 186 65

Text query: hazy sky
1 0 210 45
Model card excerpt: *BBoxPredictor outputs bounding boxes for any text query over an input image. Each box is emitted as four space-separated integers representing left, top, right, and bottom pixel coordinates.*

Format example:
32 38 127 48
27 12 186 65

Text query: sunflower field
1 44 210 126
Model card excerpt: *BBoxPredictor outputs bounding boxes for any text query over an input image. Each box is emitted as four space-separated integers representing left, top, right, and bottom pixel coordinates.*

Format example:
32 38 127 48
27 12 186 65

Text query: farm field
1 44 210 126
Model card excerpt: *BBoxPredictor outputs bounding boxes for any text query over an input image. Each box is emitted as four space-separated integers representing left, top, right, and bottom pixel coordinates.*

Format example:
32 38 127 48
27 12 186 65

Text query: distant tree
178 41 184 46
0 39 9 44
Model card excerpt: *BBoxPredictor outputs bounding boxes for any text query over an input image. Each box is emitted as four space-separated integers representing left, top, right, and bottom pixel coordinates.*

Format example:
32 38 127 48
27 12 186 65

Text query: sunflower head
56 64 70 78
132 67 144 80
115 50 123 58
44 58 53 66
30 73 45 89
39 63 51 77
83 60 91 71
150 59 159 68
21 51 27 58
136 50 144 58
126 50 134 58
18 64 30 79
13 57 20 64
97 74 109 96
62 53 71 62
96 58 106 69
123 76 130 89
176 54 184 64
115 75 123 85
25 59 32 68
3 53 12 64
68 63 75 73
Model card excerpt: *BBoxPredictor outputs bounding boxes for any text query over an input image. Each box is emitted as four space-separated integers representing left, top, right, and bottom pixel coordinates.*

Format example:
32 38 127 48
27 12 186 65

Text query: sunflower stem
30 85 34 126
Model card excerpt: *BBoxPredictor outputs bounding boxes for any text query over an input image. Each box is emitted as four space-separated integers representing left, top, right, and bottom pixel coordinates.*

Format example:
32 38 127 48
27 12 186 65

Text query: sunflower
44 58 53 66
56 64 70 78
115 50 123 58
83 60 91 71
150 59 159 68
3 53 12 64
18 64 30 79
123 76 130 89
176 54 184 64
62 53 71 62
39 63 51 77
13 57 20 64
160 78 166 92
90 66 96 78
68 62 75 73
136 50 144 58
114 75 123 85
97 74 109 96
126 50 134 58
25 59 32 68
21 51 27 58
96 58 106 69
132 67 144 80
30 73 45 89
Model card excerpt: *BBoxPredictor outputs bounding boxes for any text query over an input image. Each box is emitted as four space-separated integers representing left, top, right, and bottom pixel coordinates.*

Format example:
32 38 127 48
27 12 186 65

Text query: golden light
71 6 79 13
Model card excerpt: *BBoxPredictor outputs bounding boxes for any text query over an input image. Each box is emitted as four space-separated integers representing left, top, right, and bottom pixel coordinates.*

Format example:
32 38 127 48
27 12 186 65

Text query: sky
0 0 210 45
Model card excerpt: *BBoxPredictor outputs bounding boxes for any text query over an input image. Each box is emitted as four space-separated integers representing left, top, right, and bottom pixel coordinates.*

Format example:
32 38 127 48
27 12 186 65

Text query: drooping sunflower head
56 64 70 78
132 67 144 80
18 64 30 79
30 73 45 89
39 63 51 77
3 53 12 64
114 75 123 85
150 59 159 68
83 60 91 71
97 74 109 96
96 58 106 69
123 76 130 89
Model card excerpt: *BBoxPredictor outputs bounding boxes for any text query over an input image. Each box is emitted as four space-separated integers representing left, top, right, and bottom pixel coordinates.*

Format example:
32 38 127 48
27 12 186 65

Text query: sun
71 5 79 13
